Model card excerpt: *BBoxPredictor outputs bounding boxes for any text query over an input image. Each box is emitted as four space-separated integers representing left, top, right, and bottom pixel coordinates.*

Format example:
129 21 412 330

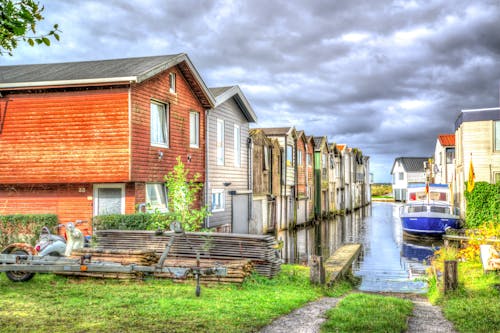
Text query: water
278 202 441 293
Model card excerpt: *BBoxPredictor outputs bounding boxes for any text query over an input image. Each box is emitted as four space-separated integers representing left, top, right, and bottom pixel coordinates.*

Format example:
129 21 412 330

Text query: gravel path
258 293 456 333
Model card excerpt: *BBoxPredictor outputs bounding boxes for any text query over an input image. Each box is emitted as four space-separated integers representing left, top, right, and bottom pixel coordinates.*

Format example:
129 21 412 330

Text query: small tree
161 156 209 231
0 0 61 56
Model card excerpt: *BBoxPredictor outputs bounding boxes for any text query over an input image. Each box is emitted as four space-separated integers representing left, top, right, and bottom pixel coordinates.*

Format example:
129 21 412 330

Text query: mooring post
309 255 325 284
444 260 458 292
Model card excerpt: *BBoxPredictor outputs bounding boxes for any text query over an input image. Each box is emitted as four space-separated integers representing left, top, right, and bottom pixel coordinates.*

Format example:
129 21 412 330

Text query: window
169 72 176 93
146 183 167 212
216 119 225 165
398 172 404 181
306 153 311 167
286 145 293 167
263 146 269 171
190 111 199 148
495 121 500 151
93 184 125 216
297 150 303 166
446 148 455 164
234 124 241 167
150 101 169 147
211 189 225 212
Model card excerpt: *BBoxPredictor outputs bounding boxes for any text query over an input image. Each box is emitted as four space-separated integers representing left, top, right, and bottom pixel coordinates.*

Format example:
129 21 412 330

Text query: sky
3 0 500 183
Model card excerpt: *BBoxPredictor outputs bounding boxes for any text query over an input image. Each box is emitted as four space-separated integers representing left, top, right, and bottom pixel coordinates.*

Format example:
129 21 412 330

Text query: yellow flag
467 158 475 192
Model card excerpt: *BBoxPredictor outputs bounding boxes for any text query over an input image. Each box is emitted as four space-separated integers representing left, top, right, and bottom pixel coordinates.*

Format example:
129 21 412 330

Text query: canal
279 202 442 293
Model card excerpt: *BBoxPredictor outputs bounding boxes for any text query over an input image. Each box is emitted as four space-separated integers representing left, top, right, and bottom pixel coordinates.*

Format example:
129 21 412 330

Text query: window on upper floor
286 145 293 167
234 124 241 167
263 146 269 171
150 101 169 147
446 148 455 164
495 121 500 151
216 119 225 165
306 153 311 167
398 172 404 180
190 111 199 148
146 183 168 213
297 150 303 166
169 72 176 93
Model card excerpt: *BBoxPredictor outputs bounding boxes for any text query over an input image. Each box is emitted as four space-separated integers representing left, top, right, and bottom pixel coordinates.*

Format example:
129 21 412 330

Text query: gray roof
209 85 257 122
313 136 328 151
391 157 428 174
0 54 215 108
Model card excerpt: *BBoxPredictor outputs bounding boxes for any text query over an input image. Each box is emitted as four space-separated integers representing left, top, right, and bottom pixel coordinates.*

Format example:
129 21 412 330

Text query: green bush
92 212 172 231
0 214 58 249
464 181 500 228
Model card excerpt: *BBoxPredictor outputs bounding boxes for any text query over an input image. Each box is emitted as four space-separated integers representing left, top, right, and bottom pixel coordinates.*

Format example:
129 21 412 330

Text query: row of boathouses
0 54 371 236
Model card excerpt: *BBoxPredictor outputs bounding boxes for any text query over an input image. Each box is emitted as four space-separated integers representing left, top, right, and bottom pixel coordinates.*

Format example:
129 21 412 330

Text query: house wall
306 140 315 220
455 119 500 217
206 97 250 228
0 89 130 183
0 182 136 233
130 66 206 183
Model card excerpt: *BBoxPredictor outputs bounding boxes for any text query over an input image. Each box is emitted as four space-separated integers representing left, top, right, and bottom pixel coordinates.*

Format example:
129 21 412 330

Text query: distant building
391 157 428 201
434 134 455 185
454 107 500 217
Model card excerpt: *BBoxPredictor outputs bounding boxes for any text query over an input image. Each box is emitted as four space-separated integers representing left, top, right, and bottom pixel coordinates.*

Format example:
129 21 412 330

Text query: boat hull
401 215 460 236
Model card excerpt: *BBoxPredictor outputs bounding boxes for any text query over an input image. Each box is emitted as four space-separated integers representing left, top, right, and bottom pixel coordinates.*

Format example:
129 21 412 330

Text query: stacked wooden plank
70 248 159 265
94 230 281 278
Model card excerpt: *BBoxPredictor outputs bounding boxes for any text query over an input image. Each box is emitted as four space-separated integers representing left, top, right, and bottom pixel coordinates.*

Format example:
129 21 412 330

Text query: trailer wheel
4 249 35 282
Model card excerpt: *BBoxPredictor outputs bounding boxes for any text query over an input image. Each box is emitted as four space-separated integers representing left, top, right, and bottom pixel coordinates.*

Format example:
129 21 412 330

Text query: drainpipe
204 109 210 228
247 136 253 233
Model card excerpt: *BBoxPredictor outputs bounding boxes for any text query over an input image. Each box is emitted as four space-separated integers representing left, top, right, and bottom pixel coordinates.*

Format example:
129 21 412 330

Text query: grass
0 265 338 333
320 293 413 333
428 260 500 333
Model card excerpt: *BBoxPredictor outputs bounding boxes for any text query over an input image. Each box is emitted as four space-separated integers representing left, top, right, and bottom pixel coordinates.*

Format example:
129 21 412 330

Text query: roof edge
213 85 257 122
0 76 137 89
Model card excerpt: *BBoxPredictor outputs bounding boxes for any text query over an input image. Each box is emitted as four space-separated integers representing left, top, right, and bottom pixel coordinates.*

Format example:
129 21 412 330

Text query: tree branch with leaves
0 0 60 56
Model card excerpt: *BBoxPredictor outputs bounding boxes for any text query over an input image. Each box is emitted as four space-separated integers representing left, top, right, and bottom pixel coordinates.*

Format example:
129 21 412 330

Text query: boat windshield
430 206 450 214
407 205 427 213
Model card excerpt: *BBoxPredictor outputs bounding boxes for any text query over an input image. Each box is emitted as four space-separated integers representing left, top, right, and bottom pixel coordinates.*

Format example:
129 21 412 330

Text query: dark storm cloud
3 0 500 182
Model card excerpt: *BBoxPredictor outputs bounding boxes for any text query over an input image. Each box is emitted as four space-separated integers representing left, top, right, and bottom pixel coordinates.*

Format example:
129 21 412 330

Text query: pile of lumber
70 248 159 265
94 230 281 278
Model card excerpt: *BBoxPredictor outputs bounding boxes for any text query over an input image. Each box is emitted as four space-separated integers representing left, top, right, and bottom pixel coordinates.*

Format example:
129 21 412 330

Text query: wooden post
444 260 458 292
309 255 325 284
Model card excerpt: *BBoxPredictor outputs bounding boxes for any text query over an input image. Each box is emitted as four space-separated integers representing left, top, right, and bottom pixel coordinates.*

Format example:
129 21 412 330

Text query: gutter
0 77 137 89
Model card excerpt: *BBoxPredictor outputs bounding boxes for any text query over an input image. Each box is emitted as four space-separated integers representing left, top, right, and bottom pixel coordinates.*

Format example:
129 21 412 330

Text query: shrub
458 222 500 261
464 181 500 228
92 212 172 231
0 214 58 249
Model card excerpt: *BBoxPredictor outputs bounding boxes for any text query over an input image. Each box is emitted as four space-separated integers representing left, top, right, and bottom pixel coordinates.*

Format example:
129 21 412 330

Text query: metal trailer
0 225 227 297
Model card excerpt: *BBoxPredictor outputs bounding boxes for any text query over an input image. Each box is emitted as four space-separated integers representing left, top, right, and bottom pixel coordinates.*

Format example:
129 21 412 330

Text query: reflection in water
278 202 438 293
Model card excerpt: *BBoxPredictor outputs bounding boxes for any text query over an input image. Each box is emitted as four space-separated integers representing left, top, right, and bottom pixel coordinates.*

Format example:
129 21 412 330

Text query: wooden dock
324 243 362 286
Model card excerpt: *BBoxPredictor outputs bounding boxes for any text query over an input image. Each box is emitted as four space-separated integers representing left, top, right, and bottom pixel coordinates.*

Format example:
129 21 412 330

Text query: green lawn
321 293 413 333
0 265 325 333
429 261 500 333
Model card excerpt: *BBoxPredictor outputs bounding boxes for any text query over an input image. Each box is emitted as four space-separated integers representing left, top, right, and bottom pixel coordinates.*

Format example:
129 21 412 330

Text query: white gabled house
391 157 428 201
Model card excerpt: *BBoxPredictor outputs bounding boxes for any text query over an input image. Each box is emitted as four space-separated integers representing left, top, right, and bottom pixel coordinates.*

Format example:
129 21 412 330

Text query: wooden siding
306 140 315 219
207 98 250 227
251 130 271 196
130 66 206 183
296 136 307 196
0 90 130 183
0 182 136 232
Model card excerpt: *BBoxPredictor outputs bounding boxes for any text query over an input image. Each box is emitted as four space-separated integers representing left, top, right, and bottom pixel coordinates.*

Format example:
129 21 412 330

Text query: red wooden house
0 54 214 234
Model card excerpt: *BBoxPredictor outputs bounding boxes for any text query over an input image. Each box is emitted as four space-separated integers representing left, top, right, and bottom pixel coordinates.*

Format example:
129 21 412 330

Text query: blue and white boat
400 184 461 236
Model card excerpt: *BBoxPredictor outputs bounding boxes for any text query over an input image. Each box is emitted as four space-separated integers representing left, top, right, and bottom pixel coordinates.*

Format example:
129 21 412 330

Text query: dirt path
258 293 456 333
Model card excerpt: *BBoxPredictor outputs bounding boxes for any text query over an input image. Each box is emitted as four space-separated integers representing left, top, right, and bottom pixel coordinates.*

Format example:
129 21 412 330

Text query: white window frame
495 121 500 152
216 119 225 166
234 124 241 167
286 145 293 167
297 150 303 166
93 184 125 216
190 111 199 148
145 183 168 213
211 189 225 212
150 100 169 148
169 72 176 93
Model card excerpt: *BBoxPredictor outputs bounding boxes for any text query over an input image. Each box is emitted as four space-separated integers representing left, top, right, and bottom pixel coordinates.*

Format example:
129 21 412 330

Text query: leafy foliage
0 0 61 56
92 213 171 231
158 156 209 231
0 214 58 248
458 222 500 261
464 181 500 228
370 184 392 197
